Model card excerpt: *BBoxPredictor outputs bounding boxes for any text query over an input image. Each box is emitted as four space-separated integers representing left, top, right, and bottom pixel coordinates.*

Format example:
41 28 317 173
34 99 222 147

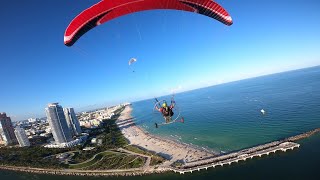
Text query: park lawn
124 145 165 166
68 151 113 169
84 153 146 170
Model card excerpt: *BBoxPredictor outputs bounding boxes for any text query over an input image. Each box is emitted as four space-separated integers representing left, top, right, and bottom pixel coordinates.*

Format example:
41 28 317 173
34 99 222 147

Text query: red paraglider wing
64 0 233 47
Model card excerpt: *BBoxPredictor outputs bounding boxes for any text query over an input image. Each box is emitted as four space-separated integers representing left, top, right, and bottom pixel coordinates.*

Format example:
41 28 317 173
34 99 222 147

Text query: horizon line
9 64 320 121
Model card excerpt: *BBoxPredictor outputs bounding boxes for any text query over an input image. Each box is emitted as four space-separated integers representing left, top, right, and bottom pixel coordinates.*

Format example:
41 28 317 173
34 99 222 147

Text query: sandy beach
116 105 217 167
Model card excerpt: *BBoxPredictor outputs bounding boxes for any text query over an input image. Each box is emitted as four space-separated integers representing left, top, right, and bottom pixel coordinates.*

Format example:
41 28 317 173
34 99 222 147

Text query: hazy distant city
0 102 130 148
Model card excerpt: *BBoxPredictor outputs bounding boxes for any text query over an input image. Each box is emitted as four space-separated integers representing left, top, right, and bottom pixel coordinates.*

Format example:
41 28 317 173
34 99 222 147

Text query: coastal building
45 103 72 144
79 119 102 128
14 127 30 147
63 107 82 136
44 134 88 148
0 113 18 146
0 126 5 146
28 118 37 123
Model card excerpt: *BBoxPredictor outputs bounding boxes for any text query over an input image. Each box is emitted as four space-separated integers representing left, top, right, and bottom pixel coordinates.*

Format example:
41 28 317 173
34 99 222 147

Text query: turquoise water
132 66 320 152
1 66 320 179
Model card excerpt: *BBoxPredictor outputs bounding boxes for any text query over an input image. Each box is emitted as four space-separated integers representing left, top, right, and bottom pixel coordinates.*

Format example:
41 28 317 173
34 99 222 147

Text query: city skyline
1 0 319 121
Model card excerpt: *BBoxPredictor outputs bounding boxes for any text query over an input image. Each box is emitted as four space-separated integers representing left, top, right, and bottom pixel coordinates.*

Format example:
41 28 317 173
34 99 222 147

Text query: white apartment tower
14 127 30 147
64 108 82 136
45 103 72 144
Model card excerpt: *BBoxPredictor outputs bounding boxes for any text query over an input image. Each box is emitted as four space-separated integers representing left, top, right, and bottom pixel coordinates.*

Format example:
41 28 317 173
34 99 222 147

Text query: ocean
133 66 320 153
1 66 320 179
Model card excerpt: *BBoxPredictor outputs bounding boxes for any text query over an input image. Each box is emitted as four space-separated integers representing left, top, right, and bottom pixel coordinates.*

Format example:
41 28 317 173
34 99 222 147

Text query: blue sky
0 0 319 121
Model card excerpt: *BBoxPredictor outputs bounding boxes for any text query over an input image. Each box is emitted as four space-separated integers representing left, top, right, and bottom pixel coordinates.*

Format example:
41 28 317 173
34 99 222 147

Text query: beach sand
116 105 217 167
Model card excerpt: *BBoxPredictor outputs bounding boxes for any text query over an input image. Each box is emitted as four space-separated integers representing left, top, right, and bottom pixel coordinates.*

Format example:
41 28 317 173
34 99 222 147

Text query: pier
171 141 300 174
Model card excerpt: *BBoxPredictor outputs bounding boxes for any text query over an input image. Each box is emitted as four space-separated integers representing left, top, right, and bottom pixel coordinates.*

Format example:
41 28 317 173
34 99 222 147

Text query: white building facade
14 127 30 147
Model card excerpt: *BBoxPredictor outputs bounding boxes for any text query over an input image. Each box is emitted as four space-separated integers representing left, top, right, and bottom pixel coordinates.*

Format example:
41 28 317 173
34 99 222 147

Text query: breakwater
286 128 320 142
171 141 299 174
171 128 320 174
169 128 320 174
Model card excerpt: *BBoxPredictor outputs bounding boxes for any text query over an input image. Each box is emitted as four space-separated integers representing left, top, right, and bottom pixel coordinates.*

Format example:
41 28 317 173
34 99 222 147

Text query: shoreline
0 165 167 177
135 123 218 155
116 105 218 167
1 105 320 177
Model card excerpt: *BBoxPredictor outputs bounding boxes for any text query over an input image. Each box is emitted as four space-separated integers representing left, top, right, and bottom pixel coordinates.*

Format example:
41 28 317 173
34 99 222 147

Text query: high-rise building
0 127 5 145
45 103 72 144
64 108 82 136
14 127 30 147
0 113 18 145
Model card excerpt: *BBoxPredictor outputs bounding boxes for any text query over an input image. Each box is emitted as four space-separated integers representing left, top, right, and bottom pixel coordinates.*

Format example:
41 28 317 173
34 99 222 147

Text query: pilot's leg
165 116 170 123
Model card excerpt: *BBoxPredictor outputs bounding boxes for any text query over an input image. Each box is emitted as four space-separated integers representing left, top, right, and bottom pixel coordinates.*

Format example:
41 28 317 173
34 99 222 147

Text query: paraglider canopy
128 58 137 65
64 0 233 46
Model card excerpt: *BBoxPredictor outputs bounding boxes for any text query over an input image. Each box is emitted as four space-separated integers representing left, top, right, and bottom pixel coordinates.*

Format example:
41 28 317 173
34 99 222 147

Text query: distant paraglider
129 58 137 72
128 58 137 65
